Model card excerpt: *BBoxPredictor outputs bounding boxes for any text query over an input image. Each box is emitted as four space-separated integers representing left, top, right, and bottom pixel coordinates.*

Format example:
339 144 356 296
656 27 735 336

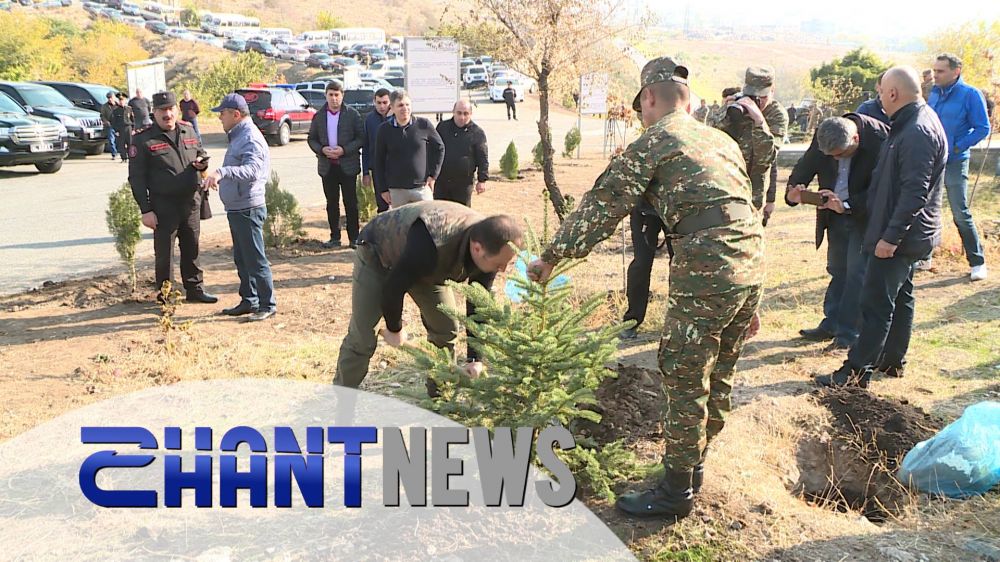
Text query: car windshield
0 93 26 114
343 90 374 105
18 86 73 108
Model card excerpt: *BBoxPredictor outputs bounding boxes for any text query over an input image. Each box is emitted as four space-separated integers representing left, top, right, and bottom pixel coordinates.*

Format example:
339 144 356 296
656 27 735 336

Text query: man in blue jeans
928 53 991 281
203 93 277 322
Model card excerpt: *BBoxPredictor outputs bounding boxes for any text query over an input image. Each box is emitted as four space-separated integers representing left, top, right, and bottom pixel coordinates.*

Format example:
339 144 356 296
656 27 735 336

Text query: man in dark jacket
856 72 891 126
99 92 119 161
373 89 445 208
816 67 946 388
111 92 133 163
307 80 365 248
362 88 391 213
434 100 488 206
786 113 889 350
502 82 517 120
129 88 152 128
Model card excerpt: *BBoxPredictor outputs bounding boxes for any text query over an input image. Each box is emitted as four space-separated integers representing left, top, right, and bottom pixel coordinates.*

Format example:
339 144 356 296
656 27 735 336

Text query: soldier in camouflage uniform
709 67 788 224
335 201 523 389
529 57 765 521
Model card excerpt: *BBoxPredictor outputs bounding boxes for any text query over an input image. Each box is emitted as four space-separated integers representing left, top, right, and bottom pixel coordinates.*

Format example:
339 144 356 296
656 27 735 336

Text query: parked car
295 80 335 92
121 15 145 26
358 47 387 63
236 86 316 146
330 57 360 71
245 39 280 58
383 70 404 80
343 89 375 117
223 39 247 52
385 77 404 88
0 91 69 173
463 65 488 88
0 82 107 155
191 32 224 48
490 79 525 103
279 46 310 63
34 81 119 113
305 53 333 69
360 78 393 91
304 41 331 54
145 21 168 34
0 0 12 11
297 89 326 110
164 27 193 40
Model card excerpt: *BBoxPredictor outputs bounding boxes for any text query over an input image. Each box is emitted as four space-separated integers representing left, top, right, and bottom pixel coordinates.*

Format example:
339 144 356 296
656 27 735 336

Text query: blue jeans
818 213 867 344
188 117 202 142
847 253 916 371
227 206 276 312
105 126 118 157
944 158 985 267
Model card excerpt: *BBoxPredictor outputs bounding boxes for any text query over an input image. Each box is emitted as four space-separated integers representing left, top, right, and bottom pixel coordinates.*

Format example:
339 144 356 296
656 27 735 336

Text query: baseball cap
211 93 250 114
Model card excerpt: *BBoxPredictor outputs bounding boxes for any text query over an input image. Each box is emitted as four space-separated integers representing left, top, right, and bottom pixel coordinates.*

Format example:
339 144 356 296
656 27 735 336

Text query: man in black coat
307 80 365 248
434 100 489 206
785 113 889 350
816 67 946 387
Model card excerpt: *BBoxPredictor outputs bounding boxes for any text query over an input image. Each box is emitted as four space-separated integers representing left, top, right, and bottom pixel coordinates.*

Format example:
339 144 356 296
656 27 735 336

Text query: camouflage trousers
659 284 762 472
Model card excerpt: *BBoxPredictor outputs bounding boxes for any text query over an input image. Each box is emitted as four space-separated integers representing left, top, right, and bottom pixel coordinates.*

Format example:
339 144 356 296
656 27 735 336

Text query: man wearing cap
129 91 216 304
99 92 120 161
202 93 276 322
710 67 788 223
528 57 764 522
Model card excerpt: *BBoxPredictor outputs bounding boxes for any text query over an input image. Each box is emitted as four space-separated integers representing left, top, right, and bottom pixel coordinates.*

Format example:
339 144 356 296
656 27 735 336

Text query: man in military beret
710 66 788 224
529 57 765 521
129 91 217 304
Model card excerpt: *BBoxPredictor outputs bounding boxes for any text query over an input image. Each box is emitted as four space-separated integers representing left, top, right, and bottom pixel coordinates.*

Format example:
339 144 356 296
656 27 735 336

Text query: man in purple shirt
307 80 365 248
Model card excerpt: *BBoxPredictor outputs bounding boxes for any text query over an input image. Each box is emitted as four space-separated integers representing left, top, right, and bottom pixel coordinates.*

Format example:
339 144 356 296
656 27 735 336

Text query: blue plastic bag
504 254 569 303
898 401 1000 498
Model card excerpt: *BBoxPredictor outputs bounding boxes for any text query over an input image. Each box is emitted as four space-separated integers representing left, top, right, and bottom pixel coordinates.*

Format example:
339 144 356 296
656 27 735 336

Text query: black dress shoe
620 326 639 340
799 327 835 341
244 309 276 322
616 469 694 520
814 364 872 389
692 463 704 494
186 291 219 304
824 338 852 352
322 238 342 249
223 301 258 316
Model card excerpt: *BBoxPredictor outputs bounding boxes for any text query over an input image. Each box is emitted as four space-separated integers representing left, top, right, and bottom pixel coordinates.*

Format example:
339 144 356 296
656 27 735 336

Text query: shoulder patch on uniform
149 142 170 151
182 138 199 146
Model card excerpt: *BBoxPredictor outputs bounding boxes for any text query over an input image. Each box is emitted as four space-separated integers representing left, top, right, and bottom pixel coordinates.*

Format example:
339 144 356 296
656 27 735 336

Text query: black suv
0 82 107 155
236 86 316 146
343 89 375 117
245 39 280 58
33 81 119 113
0 92 70 173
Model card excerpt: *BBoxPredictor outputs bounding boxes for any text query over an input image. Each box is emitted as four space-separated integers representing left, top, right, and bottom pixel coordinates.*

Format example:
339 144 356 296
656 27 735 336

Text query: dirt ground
2 155 999 561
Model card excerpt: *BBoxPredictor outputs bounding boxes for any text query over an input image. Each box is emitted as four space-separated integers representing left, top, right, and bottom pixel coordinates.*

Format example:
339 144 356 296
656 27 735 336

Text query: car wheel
35 159 63 174
276 122 291 146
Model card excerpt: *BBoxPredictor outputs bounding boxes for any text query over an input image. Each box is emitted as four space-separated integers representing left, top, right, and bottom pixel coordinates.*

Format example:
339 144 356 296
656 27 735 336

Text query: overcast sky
645 0 1000 38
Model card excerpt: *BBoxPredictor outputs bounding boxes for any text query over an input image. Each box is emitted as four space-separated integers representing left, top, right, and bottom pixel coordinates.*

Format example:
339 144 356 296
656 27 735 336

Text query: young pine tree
106 182 142 292
499 141 519 180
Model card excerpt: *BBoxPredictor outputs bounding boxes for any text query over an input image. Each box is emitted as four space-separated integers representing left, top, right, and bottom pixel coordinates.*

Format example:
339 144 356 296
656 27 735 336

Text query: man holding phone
785 114 890 350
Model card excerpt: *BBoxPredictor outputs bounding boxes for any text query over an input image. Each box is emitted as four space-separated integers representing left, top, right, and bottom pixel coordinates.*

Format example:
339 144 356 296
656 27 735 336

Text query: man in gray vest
334 201 523 389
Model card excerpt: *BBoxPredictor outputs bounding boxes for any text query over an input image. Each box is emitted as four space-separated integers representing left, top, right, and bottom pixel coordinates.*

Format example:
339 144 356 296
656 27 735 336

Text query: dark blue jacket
362 109 389 176
928 77 991 161
856 98 890 126
864 102 945 259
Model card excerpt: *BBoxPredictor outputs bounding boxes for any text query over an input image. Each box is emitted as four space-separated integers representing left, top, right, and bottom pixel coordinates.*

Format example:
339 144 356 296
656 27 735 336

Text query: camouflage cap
632 56 689 111
743 66 774 97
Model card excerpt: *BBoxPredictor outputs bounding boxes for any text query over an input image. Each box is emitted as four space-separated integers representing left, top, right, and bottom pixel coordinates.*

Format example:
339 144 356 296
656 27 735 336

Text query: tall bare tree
439 0 650 219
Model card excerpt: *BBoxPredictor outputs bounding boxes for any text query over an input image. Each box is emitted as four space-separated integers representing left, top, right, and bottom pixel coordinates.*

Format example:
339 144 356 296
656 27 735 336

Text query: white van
299 30 331 42
260 27 293 42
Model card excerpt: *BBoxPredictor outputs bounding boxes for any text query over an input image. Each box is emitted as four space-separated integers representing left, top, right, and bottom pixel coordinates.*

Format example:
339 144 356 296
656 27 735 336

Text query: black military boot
692 463 704 494
814 364 872 389
615 469 694 520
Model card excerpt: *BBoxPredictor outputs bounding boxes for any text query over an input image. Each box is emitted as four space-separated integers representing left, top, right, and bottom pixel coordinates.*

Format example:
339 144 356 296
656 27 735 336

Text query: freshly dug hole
794 387 941 522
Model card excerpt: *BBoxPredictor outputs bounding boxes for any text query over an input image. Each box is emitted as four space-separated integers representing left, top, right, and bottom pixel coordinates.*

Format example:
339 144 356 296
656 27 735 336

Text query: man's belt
672 201 754 236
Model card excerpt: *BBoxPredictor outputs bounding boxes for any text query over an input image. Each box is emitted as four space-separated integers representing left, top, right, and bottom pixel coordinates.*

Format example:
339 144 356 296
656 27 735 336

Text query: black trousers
846 253 917 372
322 166 360 243
115 126 132 161
433 181 474 207
152 192 203 294
623 206 665 327
506 101 516 119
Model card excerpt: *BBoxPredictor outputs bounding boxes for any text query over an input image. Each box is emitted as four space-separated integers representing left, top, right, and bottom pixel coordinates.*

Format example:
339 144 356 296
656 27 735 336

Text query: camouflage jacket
542 111 765 295
709 100 787 209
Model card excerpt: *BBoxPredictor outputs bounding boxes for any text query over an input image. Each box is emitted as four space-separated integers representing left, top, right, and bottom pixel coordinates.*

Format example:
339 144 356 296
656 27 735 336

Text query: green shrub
532 141 544 167
563 127 581 158
263 171 304 247
183 52 277 111
499 141 519 180
105 182 142 292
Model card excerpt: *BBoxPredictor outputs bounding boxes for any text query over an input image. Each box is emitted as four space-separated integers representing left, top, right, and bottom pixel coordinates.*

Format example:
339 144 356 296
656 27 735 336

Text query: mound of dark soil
577 363 664 445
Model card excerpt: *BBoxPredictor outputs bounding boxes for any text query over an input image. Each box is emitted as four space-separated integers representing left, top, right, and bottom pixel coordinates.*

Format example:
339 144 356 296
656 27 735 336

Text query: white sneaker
914 259 933 271
970 265 988 282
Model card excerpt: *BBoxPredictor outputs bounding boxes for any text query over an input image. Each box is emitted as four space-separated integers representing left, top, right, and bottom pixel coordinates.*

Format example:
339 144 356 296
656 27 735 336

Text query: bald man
816 66 946 388
434 100 489 206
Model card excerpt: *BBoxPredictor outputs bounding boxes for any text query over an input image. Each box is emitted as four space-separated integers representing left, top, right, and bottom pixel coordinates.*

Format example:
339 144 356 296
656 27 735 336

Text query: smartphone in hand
799 190 829 206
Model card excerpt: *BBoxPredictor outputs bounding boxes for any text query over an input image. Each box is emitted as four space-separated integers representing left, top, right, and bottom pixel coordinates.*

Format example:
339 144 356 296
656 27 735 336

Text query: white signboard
125 58 167 99
579 72 610 115
404 37 460 114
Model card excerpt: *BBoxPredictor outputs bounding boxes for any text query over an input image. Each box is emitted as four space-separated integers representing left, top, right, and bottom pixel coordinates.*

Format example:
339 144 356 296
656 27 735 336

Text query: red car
237 86 316 146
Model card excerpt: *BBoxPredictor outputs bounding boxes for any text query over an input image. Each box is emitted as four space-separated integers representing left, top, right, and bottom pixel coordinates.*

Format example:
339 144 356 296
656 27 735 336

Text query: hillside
194 0 447 35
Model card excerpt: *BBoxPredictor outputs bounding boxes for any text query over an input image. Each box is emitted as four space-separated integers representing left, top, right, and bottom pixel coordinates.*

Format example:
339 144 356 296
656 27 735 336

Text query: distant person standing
921 69 934 101
434 100 489 206
99 91 119 161
111 92 134 163
503 82 517 120
307 80 365 248
373 89 445 208
129 87 152 128
362 88 392 213
693 99 709 123
928 53 991 281
202 93 277 322
179 90 202 142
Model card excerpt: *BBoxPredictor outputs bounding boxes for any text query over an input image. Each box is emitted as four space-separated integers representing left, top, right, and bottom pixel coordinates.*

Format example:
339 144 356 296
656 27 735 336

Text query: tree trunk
536 64 567 220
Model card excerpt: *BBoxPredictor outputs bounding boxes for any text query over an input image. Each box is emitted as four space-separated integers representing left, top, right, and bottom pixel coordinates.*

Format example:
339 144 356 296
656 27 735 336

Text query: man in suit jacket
307 80 365 248
785 113 889 350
